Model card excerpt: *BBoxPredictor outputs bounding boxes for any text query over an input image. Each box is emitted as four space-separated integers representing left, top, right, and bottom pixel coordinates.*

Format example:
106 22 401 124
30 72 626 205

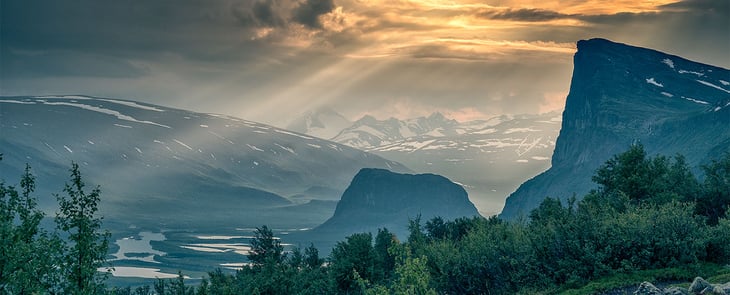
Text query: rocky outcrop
501 38 730 219
634 277 730 295
689 277 730 295
313 168 481 239
689 277 715 294
635 281 665 295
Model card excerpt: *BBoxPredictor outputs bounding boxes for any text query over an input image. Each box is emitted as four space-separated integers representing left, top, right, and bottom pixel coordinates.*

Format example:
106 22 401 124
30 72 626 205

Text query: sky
1 0 728 127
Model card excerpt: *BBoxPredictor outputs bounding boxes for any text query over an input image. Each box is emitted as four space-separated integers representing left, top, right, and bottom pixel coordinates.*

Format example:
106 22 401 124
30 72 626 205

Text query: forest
1 144 729 294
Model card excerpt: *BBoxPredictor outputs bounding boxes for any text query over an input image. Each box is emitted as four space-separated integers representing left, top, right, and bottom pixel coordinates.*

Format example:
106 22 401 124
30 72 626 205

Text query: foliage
148 149 728 294
1 161 111 294
592 144 701 206
248 225 284 266
4 146 729 294
697 153 730 225
558 263 729 295
391 254 436 295
56 163 112 294
329 232 376 292
0 165 64 294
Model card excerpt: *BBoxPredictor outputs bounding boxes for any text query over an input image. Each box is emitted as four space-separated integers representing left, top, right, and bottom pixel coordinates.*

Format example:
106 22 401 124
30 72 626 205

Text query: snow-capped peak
285 107 353 140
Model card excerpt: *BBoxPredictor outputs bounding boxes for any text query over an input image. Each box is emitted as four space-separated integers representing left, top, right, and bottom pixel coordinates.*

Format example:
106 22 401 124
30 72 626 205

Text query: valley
1 37 728 292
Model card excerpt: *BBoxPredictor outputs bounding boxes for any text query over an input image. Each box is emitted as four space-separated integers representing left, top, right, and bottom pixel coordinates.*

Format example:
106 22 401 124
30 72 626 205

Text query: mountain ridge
0 95 409 228
500 38 730 219
286 106 353 140
288 109 561 215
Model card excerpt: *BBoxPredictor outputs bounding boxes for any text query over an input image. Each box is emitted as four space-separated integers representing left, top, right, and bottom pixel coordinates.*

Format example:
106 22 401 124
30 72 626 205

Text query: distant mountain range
0 95 408 228
286 107 353 140
289 109 561 215
500 38 730 219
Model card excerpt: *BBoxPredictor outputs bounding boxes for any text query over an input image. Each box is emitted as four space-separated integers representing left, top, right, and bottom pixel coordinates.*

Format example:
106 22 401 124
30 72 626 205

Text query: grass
558 263 729 295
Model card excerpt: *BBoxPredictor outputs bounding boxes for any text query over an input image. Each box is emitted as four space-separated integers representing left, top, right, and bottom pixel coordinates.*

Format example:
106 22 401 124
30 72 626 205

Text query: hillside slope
500 38 730 219
0 95 408 227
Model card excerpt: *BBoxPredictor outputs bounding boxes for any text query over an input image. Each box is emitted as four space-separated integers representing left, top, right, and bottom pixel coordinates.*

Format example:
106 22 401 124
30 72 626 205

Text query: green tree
697 153 730 225
207 269 236 295
0 164 64 294
391 255 436 295
169 272 194 295
134 285 151 295
304 243 323 269
329 232 376 292
56 162 111 294
596 201 705 270
373 228 397 283
196 278 209 295
593 144 651 203
154 278 167 295
706 216 730 263
407 215 426 245
592 144 700 206
248 225 284 266
424 217 447 240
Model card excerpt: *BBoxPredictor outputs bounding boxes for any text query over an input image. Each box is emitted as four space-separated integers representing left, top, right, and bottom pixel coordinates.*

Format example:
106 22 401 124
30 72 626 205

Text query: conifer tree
1 164 64 293
303 243 323 269
698 153 730 225
248 225 284 266
56 163 111 295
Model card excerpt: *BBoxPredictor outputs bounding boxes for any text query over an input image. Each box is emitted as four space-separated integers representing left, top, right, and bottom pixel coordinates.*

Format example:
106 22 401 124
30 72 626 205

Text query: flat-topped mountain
314 168 480 238
289 109 561 216
500 38 730 219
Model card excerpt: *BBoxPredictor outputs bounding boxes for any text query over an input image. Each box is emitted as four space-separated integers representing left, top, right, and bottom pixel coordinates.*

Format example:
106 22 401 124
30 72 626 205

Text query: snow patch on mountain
696 80 730 94
646 77 663 87
275 143 297 155
37 95 166 112
173 139 193 151
41 101 171 128
0 100 36 105
678 70 704 76
504 128 540 134
247 144 264 152
274 129 313 140
683 97 709 105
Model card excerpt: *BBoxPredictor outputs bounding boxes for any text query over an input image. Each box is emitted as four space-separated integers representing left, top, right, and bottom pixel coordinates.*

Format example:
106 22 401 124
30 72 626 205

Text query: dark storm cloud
231 0 336 29
0 50 148 79
0 0 337 79
661 0 730 12
0 0 241 77
232 0 289 27
576 0 729 29
469 0 728 68
293 0 335 28
479 8 574 22
0 0 231 51
2 0 729 128
571 0 729 67
577 12 659 24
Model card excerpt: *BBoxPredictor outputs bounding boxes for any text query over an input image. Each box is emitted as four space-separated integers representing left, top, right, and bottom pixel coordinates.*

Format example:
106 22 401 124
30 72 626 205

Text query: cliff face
500 38 730 220
315 168 480 238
